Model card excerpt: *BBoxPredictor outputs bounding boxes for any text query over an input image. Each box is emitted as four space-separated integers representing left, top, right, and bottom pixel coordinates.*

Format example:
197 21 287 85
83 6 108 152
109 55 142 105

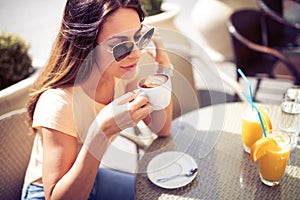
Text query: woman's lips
121 64 137 71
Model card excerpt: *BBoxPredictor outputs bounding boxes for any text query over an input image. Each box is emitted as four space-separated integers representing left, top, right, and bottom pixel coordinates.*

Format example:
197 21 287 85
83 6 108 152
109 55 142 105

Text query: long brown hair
27 0 145 124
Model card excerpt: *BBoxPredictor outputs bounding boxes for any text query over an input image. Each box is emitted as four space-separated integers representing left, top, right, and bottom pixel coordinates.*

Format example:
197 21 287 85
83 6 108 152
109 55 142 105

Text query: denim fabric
91 168 135 200
21 184 45 200
21 168 134 200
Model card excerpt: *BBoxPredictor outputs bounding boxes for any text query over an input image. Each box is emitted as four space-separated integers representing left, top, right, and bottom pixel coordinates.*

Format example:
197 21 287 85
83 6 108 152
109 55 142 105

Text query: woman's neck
81 65 115 105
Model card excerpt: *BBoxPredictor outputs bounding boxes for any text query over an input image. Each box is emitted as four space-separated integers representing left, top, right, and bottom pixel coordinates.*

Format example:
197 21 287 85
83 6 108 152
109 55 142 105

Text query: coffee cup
137 73 171 110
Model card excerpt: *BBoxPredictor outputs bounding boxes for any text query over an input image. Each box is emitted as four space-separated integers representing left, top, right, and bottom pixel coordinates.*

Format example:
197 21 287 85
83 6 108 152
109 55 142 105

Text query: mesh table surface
135 103 300 200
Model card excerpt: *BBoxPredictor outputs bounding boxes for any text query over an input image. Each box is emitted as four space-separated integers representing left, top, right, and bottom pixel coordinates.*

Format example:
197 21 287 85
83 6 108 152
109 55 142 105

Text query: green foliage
0 32 34 90
140 0 163 16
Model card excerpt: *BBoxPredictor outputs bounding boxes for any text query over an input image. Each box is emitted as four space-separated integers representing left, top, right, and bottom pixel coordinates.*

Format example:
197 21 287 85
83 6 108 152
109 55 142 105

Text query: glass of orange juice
241 106 272 153
251 130 291 186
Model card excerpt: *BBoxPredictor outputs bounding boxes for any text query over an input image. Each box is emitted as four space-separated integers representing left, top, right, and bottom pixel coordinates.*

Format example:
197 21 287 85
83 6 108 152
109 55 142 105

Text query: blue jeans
21 168 135 200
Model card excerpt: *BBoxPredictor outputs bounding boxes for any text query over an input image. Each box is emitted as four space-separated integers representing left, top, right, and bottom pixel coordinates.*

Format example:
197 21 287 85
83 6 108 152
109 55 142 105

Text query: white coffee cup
137 73 172 110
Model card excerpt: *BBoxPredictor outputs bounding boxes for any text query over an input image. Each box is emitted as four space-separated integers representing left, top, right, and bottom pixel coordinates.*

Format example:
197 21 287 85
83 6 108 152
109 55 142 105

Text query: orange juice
242 117 263 153
258 146 290 181
242 108 263 153
241 107 272 153
251 130 291 186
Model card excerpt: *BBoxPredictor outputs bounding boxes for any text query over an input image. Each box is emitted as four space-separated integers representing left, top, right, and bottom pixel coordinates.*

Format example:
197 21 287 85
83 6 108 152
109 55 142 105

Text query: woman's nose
127 47 141 59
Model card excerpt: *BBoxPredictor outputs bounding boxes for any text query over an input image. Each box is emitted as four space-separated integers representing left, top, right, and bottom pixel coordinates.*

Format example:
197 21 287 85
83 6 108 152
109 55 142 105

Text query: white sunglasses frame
97 24 155 61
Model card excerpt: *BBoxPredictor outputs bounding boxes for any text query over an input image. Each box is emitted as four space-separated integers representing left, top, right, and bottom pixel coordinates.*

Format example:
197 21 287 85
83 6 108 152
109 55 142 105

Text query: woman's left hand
146 32 171 67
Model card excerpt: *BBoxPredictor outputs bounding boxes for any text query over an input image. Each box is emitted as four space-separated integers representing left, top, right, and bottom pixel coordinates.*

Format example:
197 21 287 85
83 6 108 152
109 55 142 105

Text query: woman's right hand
99 90 152 137
83 90 152 159
84 90 152 159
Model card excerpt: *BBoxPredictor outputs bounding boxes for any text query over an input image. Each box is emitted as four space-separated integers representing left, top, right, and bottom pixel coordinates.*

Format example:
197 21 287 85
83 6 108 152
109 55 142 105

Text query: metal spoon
156 168 198 183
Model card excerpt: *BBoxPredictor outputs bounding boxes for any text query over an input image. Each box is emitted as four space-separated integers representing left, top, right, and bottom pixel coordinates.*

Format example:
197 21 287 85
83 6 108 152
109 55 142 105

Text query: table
135 102 300 199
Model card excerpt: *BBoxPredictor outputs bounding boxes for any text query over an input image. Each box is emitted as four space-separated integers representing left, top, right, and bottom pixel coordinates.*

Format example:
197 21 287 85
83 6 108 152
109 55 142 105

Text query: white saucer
147 151 198 189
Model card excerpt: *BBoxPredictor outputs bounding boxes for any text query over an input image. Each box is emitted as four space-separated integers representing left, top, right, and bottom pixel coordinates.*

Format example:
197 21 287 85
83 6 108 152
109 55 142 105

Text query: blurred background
0 0 297 108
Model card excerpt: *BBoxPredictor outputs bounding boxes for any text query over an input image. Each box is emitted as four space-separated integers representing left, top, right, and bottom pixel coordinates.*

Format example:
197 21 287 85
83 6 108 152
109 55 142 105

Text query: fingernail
149 105 154 113
137 92 146 98
133 89 141 94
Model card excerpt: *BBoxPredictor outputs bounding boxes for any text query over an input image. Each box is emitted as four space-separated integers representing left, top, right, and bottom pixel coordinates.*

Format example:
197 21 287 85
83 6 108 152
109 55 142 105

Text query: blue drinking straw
238 68 267 138
238 68 254 109
242 91 267 138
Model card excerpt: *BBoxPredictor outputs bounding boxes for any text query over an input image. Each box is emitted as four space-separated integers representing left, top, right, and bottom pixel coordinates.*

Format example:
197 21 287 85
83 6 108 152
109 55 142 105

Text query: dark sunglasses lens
113 42 134 61
138 28 154 49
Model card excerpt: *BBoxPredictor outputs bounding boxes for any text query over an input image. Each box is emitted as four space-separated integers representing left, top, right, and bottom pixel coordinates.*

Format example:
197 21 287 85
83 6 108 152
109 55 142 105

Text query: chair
190 0 258 61
257 0 300 48
0 108 34 200
227 9 300 100
0 110 146 198
0 109 148 198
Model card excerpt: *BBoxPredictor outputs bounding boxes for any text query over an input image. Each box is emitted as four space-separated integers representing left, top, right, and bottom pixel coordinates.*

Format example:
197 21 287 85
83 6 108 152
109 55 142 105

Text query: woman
22 0 172 199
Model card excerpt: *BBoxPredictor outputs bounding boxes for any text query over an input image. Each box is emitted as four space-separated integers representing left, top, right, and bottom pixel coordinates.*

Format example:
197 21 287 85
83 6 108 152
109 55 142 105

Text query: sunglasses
98 25 155 61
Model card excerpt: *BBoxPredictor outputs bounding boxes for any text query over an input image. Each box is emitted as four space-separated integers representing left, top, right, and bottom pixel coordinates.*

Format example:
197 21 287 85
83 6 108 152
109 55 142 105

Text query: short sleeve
32 88 77 137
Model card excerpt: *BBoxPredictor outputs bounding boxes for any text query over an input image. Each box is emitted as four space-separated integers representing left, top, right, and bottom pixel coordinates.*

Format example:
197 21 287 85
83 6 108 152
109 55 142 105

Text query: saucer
147 151 198 189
